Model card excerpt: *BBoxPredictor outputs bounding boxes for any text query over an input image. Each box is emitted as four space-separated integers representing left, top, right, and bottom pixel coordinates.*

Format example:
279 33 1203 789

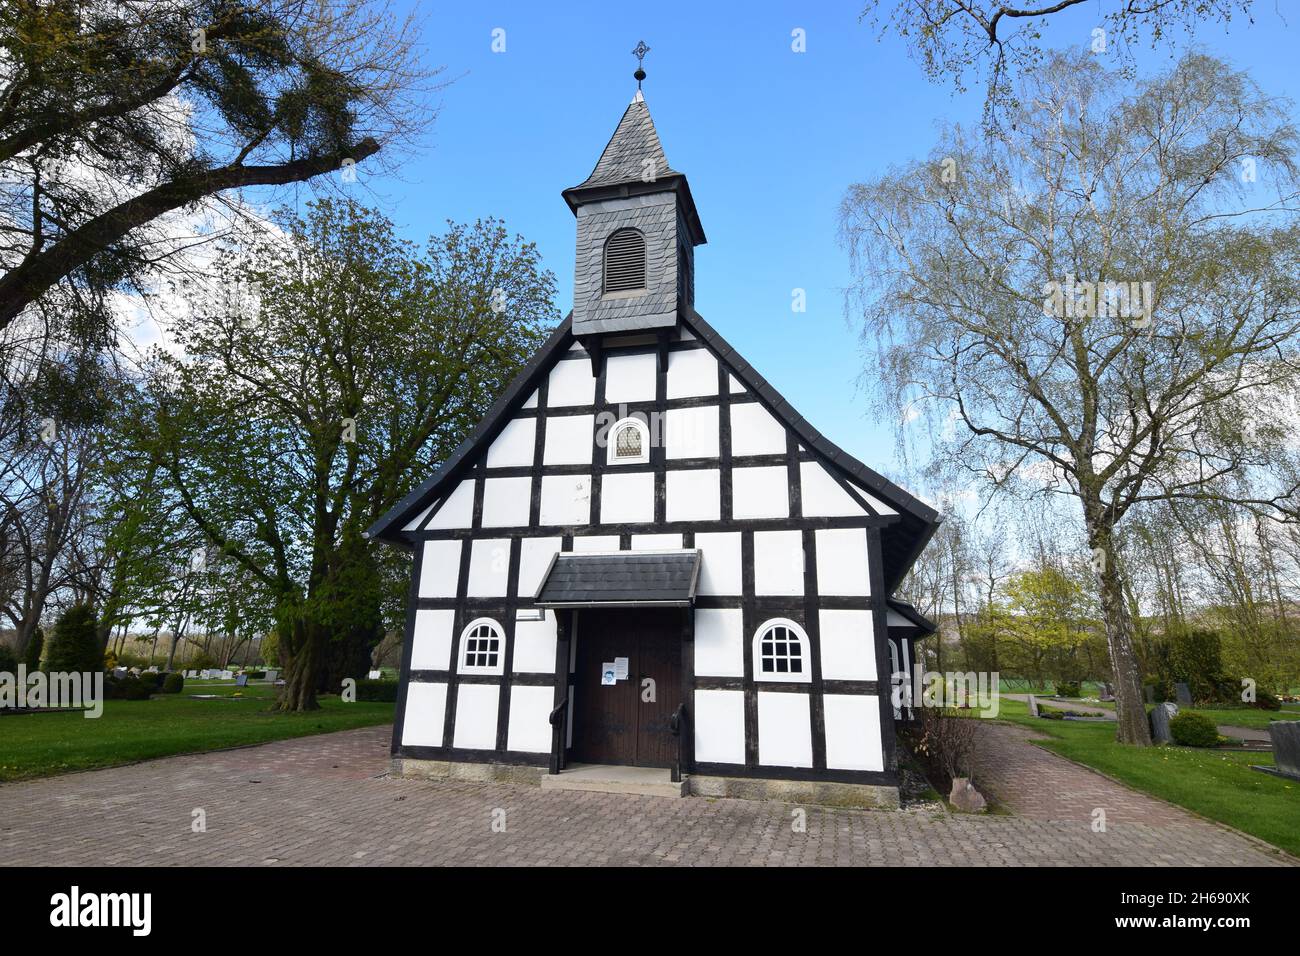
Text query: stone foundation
687 774 900 810
392 757 548 786
394 758 899 809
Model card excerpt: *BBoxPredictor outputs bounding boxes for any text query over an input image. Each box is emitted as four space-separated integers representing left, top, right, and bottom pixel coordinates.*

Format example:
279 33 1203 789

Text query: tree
23 625 43 670
0 0 435 334
840 52 1300 743
44 603 101 673
860 0 1259 116
134 199 555 710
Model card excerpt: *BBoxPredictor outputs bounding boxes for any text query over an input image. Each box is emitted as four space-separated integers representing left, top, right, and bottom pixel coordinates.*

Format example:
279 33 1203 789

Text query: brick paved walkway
0 724 1290 866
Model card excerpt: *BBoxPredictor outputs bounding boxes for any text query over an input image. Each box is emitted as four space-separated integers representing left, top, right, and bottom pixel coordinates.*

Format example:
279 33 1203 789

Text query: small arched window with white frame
752 618 811 683
458 617 506 675
607 416 650 465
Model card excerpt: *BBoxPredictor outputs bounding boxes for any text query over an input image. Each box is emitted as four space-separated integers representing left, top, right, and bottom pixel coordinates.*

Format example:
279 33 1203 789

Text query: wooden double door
571 608 683 768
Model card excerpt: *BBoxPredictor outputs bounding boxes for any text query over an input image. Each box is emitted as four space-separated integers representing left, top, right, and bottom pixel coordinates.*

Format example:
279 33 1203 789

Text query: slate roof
571 94 679 190
534 550 702 607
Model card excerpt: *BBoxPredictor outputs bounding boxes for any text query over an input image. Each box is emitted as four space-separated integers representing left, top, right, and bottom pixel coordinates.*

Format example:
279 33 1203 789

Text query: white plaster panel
400 681 447 747
753 530 804 596
571 535 620 551
824 694 884 771
757 691 814 768
486 418 537 468
850 481 899 515
732 466 790 520
818 609 877 680
694 608 743 677
402 500 437 532
539 474 591 526
517 537 562 597
666 348 719 399
800 461 867 517
693 689 745 764
426 480 473 529
409 609 455 671
728 374 746 394
452 683 500 750
418 540 462 598
631 533 682 549
480 476 531 528
599 470 654 524
512 612 558 673
664 405 719 460
543 414 595 465
548 358 596 407
506 684 555 753
467 538 511 597
522 389 538 409
730 402 787 457
815 528 871 596
665 468 721 522
695 531 742 595
603 352 658 404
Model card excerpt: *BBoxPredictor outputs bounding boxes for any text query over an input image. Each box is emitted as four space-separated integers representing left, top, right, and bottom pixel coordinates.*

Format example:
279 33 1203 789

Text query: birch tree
840 52 1300 743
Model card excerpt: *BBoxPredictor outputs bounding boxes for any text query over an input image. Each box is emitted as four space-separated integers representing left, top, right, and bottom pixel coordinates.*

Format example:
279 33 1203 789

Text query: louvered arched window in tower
603 228 647 294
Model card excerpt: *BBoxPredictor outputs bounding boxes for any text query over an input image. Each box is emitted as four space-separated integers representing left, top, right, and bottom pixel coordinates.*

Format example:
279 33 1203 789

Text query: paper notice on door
601 664 617 686
614 657 629 680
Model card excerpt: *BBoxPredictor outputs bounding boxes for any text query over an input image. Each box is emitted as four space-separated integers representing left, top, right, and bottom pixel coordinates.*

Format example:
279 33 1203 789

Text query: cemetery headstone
1267 722 1300 781
1100 682 1115 701
235 674 249 688
263 669 278 682
220 670 233 680
1027 695 1039 717
1150 702 1178 743
112 667 127 679
1175 682 1193 707
367 669 382 680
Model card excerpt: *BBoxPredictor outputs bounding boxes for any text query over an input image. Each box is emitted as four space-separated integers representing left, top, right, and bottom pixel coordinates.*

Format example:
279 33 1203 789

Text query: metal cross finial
632 40 650 89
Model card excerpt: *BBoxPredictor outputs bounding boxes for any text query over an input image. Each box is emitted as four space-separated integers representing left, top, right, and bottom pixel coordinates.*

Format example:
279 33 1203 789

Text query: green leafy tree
45 603 102 673
0 0 435 333
134 199 555 710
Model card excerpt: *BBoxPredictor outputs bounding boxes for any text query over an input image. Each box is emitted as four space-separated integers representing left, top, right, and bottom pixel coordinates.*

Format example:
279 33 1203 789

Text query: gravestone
367 669 382 680
111 667 127 679
1150 702 1178 743
1175 682 1193 707
1268 722 1300 780
1100 683 1115 702
235 674 249 688
1027 695 1039 717
220 670 233 680
263 669 278 682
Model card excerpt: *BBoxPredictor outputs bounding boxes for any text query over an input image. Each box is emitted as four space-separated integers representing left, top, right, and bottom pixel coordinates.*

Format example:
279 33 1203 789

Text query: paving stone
0 724 1289 867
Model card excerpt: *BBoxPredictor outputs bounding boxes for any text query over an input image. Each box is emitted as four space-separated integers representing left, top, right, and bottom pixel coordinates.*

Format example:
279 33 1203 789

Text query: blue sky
341 0 1300 495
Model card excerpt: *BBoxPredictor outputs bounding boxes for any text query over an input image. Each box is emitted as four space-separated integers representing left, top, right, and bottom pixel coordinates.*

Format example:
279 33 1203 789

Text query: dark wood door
571 608 682 767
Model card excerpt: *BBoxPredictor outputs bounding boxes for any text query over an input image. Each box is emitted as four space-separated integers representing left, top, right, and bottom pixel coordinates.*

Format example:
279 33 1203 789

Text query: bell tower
562 42 706 348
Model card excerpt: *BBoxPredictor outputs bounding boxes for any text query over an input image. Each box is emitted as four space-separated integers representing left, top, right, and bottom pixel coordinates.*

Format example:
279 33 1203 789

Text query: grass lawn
1189 707 1300 731
0 693 394 782
992 697 1299 857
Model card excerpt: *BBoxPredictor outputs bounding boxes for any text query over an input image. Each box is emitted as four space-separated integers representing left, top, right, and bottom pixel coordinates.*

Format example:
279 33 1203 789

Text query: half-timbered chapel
368 82 939 808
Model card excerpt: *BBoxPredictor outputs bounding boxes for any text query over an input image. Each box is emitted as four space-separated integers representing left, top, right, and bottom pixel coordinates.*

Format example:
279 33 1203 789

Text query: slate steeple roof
571 91 678 190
